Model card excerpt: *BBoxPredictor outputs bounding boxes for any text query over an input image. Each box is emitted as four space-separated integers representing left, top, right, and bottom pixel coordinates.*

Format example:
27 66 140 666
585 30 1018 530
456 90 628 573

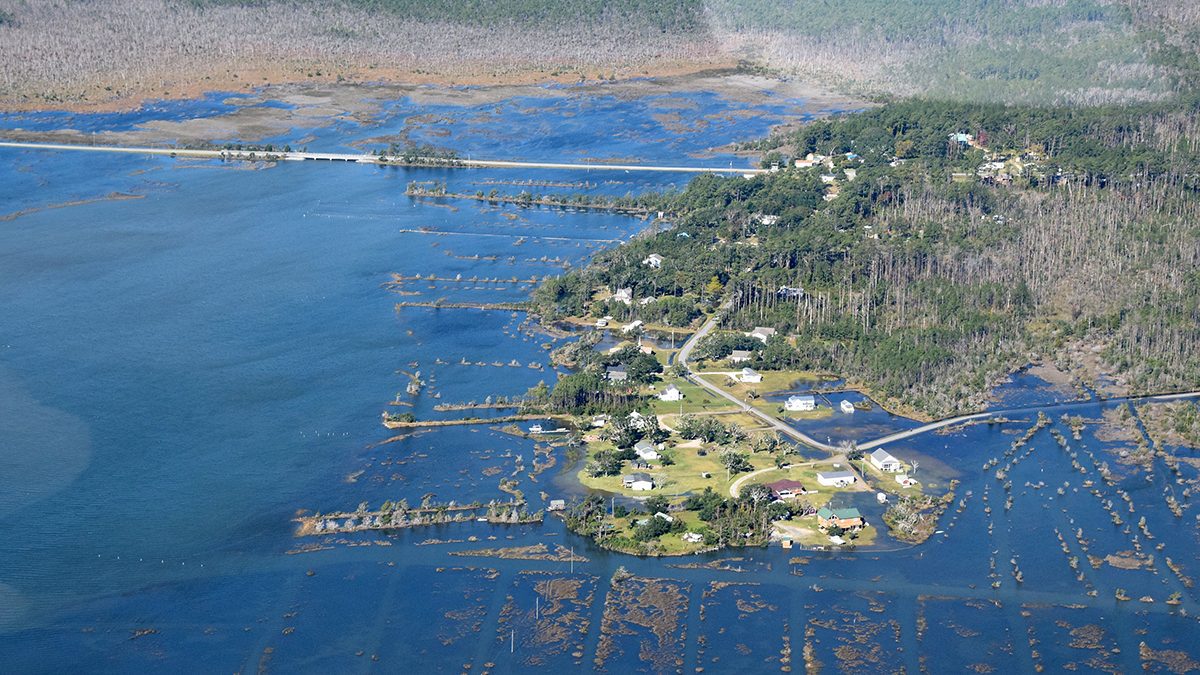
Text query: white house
622 320 643 334
606 365 628 383
643 253 664 269
869 449 903 473
634 439 661 461
740 367 763 384
623 473 655 491
612 287 633 305
627 411 651 430
785 395 816 412
895 473 917 488
728 349 753 363
755 214 780 226
747 327 777 343
659 384 684 402
816 470 856 487
638 296 656 306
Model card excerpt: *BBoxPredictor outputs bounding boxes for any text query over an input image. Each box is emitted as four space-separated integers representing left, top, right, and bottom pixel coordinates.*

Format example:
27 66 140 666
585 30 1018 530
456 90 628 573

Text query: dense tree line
533 97 1200 418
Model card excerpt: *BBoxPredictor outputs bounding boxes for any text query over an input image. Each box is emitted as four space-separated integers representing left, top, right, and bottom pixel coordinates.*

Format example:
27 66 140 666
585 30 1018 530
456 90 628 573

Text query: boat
876 492 888 504
528 424 543 434
840 399 855 414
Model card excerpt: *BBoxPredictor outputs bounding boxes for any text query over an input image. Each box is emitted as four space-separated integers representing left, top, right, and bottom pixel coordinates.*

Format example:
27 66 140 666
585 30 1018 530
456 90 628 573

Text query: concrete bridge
0 141 766 175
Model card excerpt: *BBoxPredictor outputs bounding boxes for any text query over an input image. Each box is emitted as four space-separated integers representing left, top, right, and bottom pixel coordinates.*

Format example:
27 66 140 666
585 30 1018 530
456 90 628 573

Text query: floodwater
0 85 1197 673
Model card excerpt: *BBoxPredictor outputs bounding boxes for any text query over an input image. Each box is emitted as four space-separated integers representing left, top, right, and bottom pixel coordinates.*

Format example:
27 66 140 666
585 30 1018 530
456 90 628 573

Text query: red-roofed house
764 479 809 500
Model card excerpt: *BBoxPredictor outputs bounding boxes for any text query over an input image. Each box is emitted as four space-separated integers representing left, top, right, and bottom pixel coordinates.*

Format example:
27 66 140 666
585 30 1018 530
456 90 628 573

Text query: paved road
676 305 1200 455
676 304 838 453
0 141 766 175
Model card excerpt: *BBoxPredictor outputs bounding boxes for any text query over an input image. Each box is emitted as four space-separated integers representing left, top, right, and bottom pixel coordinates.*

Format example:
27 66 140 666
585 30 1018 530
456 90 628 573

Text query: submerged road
0 141 766 175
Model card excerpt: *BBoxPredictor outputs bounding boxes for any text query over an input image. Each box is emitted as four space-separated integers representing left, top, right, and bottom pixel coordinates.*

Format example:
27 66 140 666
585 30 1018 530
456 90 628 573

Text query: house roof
788 394 815 402
742 367 760 375
730 349 752 358
751 326 777 335
607 364 626 373
870 449 898 463
817 470 855 480
624 472 652 482
817 507 862 520
634 439 656 451
764 479 807 492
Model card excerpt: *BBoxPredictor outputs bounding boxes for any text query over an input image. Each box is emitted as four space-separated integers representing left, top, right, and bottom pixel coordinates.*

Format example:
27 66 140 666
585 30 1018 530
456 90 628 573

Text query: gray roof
624 472 653 482
818 470 856 480
870 449 898 462
634 439 657 451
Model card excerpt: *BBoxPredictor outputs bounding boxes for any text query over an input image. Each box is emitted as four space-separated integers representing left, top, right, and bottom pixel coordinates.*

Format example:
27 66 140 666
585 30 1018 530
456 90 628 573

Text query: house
623 473 655 491
755 214 780 226
682 532 703 543
630 460 651 470
622 320 643 334
793 152 829 168
785 395 816 412
595 317 609 327
591 414 610 428
634 439 661 461
659 384 684 402
869 449 903 473
777 286 804 299
643 253 664 269
764 479 809 500
548 499 566 512
895 473 917 488
949 132 974 146
740 367 762 384
638 296 656 306
747 326 777 343
612 287 633 305
606 365 628 383
628 411 651 430
654 511 674 523
820 174 837 184
817 507 864 530
816 470 857 487
728 349 753 363
843 168 858 181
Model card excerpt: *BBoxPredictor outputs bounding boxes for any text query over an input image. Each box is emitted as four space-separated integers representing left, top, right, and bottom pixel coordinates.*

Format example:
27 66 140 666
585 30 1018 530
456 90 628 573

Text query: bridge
0 141 766 175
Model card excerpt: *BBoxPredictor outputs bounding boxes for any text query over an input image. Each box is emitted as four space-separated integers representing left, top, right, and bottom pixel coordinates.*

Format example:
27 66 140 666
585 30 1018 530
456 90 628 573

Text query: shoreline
0 60 770 115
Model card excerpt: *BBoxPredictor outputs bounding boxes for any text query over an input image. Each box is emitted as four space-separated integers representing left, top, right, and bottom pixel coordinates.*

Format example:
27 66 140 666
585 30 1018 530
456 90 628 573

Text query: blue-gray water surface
0 84 1197 673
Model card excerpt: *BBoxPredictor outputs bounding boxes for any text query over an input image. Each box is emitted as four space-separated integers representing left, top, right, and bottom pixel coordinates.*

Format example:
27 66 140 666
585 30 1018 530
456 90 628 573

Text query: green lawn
735 463 867 510
698 370 828 401
577 443 777 498
647 378 740 416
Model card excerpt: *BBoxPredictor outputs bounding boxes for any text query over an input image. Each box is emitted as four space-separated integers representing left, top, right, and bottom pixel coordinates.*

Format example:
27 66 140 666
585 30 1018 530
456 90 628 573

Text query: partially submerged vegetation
4 0 1199 109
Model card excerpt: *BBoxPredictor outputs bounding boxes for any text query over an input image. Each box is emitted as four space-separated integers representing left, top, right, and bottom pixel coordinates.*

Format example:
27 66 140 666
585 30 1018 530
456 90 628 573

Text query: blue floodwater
1 87 1198 673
